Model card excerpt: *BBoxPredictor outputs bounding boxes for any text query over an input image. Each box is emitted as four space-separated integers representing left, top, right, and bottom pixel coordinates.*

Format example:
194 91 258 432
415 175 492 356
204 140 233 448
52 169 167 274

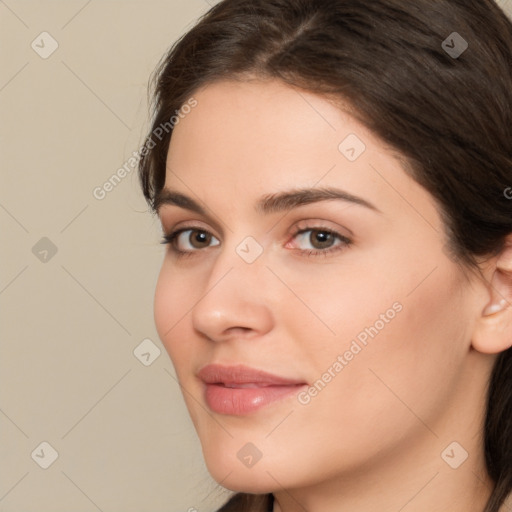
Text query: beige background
1 1 511 511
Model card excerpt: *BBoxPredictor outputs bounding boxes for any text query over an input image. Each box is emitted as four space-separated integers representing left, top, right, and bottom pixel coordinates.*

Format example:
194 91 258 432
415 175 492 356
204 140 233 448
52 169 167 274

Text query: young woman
138 1 512 511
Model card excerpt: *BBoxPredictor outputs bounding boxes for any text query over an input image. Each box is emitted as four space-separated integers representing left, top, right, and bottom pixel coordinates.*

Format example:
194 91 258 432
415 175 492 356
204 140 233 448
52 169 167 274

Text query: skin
153 78 512 512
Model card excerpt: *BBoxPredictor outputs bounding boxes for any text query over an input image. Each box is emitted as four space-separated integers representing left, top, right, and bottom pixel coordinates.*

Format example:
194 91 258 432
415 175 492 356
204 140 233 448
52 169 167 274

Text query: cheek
322 271 465 426
154 262 196 367
154 264 172 345
264 273 468 489
273 253 407 372
284 247 469 431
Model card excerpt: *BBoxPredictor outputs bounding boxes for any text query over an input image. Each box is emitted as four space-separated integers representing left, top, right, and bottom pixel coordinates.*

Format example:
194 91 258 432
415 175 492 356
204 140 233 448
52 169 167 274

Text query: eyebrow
154 186 381 216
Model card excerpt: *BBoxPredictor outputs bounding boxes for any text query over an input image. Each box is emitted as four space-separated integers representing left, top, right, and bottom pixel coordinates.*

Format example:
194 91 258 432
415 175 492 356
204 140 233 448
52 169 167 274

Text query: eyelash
160 223 352 259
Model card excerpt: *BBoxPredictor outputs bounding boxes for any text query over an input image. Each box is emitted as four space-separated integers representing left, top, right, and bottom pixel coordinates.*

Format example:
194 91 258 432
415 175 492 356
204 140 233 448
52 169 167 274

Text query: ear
472 236 512 354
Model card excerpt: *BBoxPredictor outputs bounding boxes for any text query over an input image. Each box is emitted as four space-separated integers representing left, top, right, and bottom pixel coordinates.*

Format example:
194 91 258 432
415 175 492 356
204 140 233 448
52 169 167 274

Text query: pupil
192 231 209 247
312 230 332 248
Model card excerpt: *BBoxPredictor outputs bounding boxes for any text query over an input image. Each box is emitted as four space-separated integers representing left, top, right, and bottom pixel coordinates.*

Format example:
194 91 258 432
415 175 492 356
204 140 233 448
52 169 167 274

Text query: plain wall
1 1 511 511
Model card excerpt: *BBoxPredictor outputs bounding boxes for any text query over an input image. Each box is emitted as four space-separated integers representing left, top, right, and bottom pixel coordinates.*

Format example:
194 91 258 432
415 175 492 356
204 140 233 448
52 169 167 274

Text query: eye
161 224 352 258
294 229 338 250
286 226 352 257
161 227 220 255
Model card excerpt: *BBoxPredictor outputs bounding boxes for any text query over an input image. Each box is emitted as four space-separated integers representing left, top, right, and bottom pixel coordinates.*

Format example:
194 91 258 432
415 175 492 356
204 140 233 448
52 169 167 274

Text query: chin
210 470 276 494
202 450 281 494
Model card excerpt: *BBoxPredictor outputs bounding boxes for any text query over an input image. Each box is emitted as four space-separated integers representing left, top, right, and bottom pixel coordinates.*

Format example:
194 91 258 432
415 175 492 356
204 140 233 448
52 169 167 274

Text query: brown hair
138 1 512 510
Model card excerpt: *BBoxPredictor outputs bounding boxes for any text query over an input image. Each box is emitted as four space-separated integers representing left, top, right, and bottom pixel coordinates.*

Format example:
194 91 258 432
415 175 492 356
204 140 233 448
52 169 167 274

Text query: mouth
220 382 277 388
197 364 308 415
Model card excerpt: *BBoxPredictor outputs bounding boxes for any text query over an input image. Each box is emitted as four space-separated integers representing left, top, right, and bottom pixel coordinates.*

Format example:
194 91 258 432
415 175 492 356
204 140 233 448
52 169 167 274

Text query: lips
198 364 306 386
197 364 308 415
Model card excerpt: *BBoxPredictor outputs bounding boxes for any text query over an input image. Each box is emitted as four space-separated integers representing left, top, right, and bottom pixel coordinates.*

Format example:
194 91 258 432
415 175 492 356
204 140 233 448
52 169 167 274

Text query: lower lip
204 383 307 415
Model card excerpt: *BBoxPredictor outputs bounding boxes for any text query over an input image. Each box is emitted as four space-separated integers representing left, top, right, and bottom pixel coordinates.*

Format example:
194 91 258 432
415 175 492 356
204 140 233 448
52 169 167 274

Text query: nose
191 247 275 343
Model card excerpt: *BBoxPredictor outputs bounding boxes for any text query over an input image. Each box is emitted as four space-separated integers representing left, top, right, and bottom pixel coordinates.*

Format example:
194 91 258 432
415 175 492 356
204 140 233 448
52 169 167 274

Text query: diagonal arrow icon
441 441 468 469
236 236 263 263
237 442 263 467
31 441 59 468
31 31 59 59
134 339 161 366
32 237 58 262
339 133 366 161
441 32 468 59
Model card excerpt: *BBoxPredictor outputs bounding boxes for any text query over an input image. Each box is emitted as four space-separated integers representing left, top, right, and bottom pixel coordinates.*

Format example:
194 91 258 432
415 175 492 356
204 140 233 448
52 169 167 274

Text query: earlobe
472 238 512 354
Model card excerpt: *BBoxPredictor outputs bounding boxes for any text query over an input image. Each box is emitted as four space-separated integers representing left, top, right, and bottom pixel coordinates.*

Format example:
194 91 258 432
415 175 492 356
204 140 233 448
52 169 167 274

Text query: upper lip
198 364 307 386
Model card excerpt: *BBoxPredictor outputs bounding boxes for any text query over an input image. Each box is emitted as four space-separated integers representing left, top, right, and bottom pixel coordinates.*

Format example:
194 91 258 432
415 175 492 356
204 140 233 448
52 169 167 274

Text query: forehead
163 79 436 225
167 79 360 158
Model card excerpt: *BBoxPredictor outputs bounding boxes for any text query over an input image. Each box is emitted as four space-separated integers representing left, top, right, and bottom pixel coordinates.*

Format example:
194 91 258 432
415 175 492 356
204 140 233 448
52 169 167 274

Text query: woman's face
154 79 487 494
